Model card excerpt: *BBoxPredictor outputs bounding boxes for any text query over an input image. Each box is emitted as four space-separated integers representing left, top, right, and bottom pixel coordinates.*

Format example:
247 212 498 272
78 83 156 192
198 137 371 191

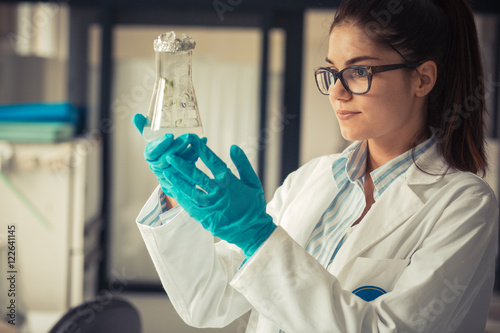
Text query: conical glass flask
143 32 203 141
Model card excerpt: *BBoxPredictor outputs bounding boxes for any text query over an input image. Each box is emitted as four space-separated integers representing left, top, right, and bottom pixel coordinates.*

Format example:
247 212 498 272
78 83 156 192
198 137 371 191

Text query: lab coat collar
404 141 452 185
334 130 442 191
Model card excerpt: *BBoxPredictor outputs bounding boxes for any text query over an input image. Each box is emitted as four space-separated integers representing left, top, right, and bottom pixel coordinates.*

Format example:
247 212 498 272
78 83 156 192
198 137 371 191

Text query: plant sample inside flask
143 32 203 141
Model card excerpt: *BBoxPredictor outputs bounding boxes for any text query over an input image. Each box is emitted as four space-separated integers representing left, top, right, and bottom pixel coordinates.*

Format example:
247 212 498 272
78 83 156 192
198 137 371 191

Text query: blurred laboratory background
0 0 499 332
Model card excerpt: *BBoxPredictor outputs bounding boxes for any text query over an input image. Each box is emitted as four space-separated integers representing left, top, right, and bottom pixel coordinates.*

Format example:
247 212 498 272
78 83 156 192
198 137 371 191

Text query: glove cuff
243 215 277 259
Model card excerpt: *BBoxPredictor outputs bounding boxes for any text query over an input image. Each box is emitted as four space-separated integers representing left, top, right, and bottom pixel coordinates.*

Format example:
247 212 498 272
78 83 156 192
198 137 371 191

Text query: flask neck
155 50 193 79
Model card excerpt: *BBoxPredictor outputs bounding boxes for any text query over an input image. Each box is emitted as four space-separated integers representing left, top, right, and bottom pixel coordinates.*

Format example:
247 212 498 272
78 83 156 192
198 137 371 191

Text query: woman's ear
414 60 437 97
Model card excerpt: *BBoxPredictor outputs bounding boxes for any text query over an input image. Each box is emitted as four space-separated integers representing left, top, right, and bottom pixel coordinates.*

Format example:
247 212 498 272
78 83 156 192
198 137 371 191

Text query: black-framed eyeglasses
314 63 421 95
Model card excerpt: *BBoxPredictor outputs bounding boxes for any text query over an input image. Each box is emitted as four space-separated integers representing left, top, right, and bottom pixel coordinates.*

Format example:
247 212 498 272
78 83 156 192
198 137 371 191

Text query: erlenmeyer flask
143 32 203 141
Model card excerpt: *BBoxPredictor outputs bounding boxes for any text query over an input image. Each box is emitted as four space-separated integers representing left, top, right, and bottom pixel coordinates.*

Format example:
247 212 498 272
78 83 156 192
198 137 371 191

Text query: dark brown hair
330 0 487 175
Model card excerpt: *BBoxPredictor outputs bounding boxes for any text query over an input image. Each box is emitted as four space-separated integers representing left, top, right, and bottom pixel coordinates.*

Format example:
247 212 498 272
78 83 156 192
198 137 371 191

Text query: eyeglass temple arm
371 63 422 74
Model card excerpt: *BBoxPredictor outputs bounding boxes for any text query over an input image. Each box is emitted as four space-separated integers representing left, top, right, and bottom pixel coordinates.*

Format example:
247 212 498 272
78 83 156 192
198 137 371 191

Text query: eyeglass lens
316 68 370 94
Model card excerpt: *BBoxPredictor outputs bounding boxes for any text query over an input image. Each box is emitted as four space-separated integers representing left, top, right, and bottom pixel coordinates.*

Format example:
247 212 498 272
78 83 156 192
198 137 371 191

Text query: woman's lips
336 110 361 120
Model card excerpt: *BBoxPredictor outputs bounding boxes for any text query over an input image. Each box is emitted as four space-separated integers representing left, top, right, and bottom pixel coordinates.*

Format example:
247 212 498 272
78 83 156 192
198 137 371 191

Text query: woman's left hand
164 138 277 259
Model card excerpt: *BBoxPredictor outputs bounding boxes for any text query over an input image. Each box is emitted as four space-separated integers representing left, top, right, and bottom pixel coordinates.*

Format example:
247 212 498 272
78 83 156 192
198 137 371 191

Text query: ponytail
432 0 486 175
331 0 487 175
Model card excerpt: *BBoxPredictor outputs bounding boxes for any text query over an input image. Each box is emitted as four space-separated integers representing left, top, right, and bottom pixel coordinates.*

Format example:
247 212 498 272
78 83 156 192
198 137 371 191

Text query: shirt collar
332 131 436 200
332 140 367 189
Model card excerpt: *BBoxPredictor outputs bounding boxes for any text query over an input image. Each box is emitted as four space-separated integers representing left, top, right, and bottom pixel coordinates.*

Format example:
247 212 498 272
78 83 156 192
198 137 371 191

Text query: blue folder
0 103 78 124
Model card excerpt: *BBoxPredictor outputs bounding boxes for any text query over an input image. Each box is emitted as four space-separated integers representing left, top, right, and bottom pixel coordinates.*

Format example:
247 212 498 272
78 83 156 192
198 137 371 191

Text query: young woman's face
327 24 425 144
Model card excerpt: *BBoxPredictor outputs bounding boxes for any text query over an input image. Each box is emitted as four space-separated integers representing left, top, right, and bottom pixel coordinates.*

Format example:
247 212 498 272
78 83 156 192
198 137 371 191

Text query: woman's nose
329 78 352 101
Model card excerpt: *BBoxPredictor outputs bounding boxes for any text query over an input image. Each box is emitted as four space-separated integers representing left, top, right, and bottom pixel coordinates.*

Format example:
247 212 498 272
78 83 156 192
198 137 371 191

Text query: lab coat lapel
330 143 448 278
330 179 423 277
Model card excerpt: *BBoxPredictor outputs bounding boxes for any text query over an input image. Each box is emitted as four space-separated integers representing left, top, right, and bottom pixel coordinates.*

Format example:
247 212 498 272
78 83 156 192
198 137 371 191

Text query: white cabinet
0 139 102 316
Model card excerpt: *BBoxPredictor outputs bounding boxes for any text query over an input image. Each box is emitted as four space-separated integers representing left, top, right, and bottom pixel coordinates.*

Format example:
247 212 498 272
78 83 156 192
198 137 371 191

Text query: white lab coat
136 142 498 333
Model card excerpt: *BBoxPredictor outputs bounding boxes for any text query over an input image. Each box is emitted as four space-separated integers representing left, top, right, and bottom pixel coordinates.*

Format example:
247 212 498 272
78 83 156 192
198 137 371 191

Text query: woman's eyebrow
325 56 381 66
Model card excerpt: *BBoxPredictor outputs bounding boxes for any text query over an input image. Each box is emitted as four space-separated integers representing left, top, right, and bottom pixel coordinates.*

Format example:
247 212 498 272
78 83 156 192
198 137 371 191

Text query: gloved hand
132 114 204 197
164 139 277 258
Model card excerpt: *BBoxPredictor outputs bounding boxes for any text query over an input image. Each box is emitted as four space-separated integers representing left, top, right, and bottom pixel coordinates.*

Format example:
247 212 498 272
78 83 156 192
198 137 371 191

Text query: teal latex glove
132 114 204 197
164 138 277 258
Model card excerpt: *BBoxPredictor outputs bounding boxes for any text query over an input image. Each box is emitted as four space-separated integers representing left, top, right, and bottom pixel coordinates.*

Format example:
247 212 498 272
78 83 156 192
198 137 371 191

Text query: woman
133 0 498 331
